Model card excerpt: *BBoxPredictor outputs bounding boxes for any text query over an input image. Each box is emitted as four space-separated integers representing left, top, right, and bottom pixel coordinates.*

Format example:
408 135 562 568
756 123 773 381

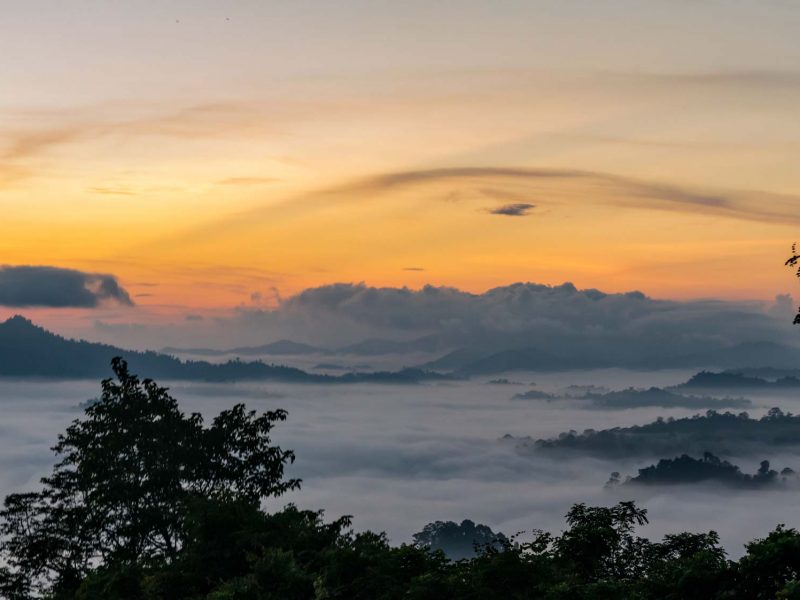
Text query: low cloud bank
268 282 799 370
79 281 797 369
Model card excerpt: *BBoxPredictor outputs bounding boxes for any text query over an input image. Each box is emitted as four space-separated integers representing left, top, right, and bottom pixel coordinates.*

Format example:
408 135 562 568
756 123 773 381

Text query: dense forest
607 452 797 489
523 408 800 458
676 371 800 392
2 361 800 599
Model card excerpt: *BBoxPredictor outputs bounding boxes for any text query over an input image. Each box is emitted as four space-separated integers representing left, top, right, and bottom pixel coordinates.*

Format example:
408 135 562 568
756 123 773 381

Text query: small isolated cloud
403 267 425 271
0 265 133 308
488 203 536 216
185 314 204 321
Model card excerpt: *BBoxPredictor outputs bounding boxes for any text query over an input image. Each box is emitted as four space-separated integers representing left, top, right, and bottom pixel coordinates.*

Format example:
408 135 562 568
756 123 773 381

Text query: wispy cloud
612 69 800 89
0 102 272 184
165 164 800 251
216 177 280 186
345 167 799 224
1 128 83 161
87 186 137 196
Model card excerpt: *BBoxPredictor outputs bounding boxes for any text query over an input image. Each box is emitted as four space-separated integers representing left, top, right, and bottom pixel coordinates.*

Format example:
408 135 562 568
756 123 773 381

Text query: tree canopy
412 520 507 560
0 358 299 598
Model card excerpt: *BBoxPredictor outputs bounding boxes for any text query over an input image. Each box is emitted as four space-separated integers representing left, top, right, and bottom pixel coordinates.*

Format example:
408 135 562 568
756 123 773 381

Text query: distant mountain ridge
0 316 449 383
162 339 322 357
163 334 448 358
337 335 447 356
5 314 796 383
162 333 800 375
675 371 800 392
421 340 800 375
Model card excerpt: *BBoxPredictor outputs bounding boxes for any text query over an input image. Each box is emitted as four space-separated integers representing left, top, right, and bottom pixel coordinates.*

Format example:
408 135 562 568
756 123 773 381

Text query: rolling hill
0 316 449 383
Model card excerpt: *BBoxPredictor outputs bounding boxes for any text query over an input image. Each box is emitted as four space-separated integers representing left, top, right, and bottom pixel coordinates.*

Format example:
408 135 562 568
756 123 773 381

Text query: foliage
785 243 800 325
529 408 800 458
412 519 507 560
0 358 299 598
607 452 797 489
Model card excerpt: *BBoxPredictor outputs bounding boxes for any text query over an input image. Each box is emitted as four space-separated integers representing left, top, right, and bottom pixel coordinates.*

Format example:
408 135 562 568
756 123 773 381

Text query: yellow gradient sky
3 0 800 331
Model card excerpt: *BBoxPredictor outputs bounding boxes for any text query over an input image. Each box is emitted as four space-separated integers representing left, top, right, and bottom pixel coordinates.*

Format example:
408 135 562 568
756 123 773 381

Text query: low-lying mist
2 369 800 558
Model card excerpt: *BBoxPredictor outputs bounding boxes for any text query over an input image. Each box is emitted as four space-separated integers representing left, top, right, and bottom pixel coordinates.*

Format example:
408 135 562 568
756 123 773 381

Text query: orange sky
3 1 800 331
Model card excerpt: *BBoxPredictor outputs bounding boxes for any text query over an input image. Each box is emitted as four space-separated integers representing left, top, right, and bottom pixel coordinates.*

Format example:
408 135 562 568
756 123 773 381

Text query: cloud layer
282 281 777 337
0 265 133 308
78 280 798 370
272 282 798 369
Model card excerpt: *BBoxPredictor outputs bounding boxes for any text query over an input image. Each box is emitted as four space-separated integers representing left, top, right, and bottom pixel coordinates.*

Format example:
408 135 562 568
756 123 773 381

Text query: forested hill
0 316 447 383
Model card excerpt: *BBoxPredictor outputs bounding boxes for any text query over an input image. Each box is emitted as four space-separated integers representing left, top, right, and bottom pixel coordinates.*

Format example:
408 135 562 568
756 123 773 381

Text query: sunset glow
3 1 800 340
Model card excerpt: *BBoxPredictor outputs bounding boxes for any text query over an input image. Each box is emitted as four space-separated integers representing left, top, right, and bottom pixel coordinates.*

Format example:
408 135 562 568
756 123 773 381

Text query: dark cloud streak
488 203 535 216
343 167 798 224
0 265 133 308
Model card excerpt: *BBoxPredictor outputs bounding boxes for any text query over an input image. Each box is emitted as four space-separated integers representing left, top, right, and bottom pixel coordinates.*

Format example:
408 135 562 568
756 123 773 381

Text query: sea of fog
2 369 800 558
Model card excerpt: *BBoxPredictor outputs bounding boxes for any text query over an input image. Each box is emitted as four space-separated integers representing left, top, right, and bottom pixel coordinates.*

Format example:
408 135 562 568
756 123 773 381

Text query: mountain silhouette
0 316 449 383
162 339 322 357
337 334 447 356
164 334 448 358
422 340 800 375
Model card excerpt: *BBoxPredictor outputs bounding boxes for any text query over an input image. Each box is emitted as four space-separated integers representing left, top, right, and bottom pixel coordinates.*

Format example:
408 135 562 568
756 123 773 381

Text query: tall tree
0 358 299 598
785 243 800 324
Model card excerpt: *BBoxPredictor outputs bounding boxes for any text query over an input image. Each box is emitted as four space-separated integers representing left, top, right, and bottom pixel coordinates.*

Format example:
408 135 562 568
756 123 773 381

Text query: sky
3 0 800 340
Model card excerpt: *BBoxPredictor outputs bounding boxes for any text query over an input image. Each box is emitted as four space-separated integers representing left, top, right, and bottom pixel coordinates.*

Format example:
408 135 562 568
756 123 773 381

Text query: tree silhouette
785 243 800 324
555 501 650 582
0 358 299 598
412 520 507 560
